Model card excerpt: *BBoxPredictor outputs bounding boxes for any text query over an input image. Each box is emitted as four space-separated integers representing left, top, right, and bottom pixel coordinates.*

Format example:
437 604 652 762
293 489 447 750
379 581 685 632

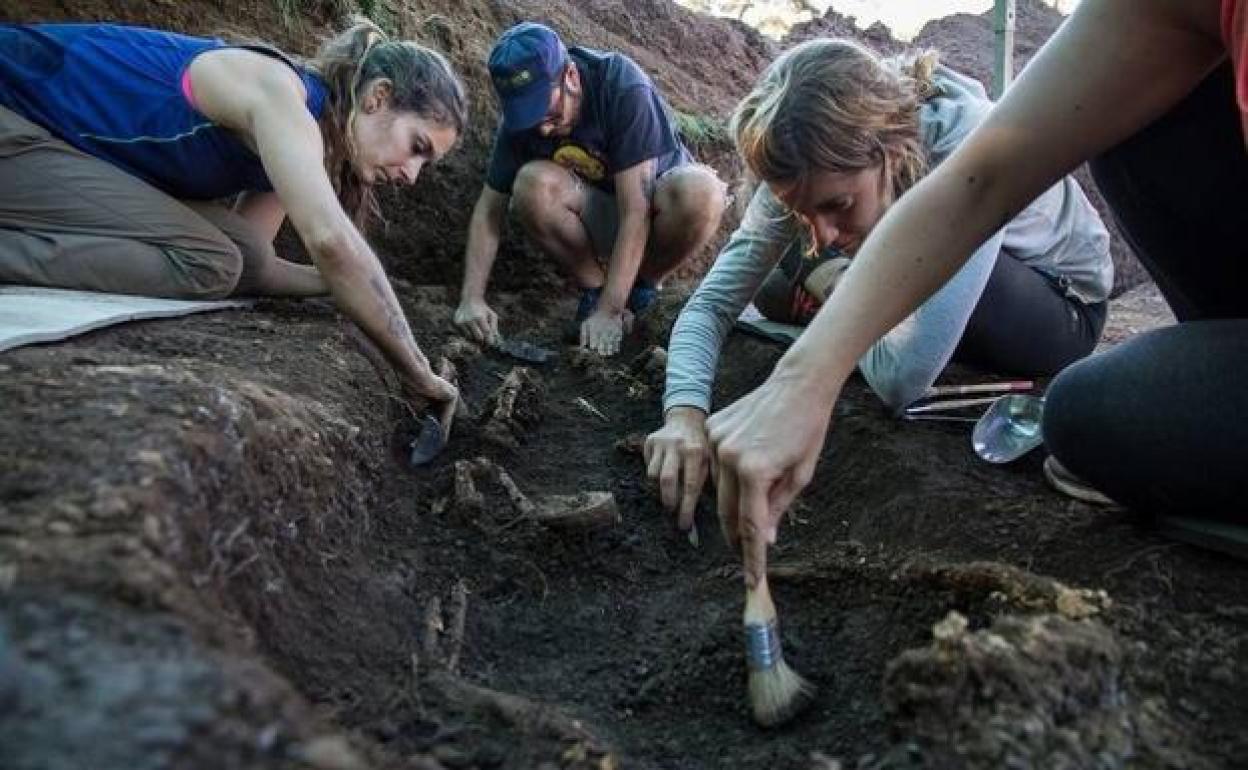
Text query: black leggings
756 244 1106 377
953 251 1106 376
1043 64 1248 520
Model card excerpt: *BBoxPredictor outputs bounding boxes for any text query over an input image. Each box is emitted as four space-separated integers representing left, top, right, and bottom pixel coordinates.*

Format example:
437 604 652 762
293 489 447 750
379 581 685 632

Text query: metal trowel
491 337 555 365
409 413 447 466
409 357 459 467
971 394 1046 463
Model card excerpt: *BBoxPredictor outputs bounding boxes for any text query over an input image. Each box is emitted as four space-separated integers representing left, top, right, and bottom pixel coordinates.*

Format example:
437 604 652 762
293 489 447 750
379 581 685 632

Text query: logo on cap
488 22 568 132
497 68 534 93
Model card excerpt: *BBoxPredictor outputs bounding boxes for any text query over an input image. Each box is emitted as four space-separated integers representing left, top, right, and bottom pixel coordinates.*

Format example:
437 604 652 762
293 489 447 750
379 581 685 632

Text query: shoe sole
1043 456 1119 507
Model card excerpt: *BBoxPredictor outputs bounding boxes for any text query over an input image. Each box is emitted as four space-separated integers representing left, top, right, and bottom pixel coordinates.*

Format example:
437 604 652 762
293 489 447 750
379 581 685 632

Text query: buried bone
437 457 617 532
480 367 545 450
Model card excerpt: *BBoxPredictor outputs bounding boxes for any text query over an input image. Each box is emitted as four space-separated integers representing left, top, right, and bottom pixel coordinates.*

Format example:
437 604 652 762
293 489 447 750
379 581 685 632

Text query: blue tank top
0 23 329 200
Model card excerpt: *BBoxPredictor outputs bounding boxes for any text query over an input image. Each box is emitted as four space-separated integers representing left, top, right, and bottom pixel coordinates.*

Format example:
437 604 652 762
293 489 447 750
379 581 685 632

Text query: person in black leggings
1043 63 1248 520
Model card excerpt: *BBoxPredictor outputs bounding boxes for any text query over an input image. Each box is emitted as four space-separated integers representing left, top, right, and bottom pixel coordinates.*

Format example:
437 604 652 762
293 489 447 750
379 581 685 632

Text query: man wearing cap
453 22 726 357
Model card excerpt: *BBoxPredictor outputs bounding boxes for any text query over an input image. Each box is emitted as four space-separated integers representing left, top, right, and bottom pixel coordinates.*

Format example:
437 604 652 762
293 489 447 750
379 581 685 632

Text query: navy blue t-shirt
485 46 688 195
0 23 327 200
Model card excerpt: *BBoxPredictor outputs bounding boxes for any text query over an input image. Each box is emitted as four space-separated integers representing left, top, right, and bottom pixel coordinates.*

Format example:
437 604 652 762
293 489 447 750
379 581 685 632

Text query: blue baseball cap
488 22 567 133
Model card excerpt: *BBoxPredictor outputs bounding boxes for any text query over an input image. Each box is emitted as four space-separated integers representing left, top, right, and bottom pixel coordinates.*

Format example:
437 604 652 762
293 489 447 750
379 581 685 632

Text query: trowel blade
409 414 446 466
493 338 555 364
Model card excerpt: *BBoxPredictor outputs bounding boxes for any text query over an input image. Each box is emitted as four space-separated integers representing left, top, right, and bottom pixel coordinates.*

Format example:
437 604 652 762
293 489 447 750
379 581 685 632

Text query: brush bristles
749 659 815 727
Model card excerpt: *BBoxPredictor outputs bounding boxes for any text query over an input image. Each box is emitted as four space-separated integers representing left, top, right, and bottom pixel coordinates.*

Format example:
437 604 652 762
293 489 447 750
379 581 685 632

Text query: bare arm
600 158 657 313
459 186 509 303
779 0 1225 395
190 50 451 400
234 191 286 244
705 0 1226 585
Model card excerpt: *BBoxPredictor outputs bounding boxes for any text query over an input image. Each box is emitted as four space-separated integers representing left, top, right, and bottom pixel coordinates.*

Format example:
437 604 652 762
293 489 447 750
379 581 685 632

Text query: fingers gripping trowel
409 357 459 466
491 337 555 365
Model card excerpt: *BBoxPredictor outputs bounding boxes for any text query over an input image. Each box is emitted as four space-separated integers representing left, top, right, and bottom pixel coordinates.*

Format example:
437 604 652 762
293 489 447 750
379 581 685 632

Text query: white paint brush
744 574 814 727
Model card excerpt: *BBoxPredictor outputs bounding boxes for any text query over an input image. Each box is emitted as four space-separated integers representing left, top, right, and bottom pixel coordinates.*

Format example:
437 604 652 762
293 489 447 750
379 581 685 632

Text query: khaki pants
0 105 272 299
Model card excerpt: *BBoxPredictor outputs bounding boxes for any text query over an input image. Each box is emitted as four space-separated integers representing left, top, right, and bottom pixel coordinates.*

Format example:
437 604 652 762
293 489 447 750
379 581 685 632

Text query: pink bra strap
181 68 199 110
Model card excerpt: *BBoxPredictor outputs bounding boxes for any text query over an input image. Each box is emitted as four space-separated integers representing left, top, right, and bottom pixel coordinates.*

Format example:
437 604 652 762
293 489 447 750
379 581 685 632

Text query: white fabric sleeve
663 185 797 414
858 230 1005 412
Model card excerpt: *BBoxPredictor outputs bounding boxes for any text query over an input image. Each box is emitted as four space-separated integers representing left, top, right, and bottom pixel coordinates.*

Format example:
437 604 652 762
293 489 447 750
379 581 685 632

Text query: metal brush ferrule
744 620 783 671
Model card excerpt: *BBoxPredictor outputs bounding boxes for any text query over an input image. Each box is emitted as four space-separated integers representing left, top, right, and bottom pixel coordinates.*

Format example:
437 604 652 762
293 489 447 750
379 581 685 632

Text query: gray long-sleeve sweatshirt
663 66 1113 415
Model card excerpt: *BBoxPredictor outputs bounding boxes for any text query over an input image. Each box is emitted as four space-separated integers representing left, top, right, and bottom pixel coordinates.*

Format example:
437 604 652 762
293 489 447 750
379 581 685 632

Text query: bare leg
641 164 727 284
511 160 604 288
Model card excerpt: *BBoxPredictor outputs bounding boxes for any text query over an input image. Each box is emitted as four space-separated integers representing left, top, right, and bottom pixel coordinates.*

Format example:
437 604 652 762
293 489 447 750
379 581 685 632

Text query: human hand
706 369 835 587
644 406 710 531
403 366 459 406
579 308 630 357
453 297 499 345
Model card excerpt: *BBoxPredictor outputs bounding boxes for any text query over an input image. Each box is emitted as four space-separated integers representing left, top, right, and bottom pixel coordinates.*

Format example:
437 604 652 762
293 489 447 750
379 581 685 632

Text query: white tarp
0 286 251 353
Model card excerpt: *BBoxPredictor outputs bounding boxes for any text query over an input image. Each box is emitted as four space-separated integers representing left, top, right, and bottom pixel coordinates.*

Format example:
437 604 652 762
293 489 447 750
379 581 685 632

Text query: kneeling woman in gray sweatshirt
646 38 1113 529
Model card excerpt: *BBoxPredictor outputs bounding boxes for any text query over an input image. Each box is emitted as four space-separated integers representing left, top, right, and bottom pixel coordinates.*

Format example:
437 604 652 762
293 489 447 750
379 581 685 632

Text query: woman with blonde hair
0 18 467 407
695 0 1248 578
646 38 1113 532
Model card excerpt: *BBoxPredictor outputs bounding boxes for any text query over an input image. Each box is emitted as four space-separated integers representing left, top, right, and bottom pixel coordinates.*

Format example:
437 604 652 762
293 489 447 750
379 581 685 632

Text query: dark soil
1 1 1243 769
4 281 1247 769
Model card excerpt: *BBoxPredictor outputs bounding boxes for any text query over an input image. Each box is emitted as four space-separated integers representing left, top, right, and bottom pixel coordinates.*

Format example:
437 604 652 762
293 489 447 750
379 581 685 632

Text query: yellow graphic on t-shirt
552 143 606 182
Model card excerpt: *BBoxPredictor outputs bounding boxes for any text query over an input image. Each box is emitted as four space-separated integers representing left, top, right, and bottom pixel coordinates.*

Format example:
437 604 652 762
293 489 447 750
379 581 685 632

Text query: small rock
432 743 473 768
132 450 166 468
46 520 74 536
442 336 482 364
50 500 86 522
1055 588 1096 619
614 433 646 456
89 493 130 519
296 735 367 770
932 611 968 644
142 515 164 548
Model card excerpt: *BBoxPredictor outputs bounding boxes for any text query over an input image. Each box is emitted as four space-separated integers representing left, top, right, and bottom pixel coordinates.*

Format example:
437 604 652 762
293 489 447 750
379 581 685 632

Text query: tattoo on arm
369 274 412 342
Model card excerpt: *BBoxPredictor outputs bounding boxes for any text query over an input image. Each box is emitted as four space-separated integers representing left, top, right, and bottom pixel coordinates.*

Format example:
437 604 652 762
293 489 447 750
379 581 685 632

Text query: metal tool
971 394 1045 463
922 380 1034 398
409 414 446 466
408 357 459 467
491 338 555 365
905 395 1002 415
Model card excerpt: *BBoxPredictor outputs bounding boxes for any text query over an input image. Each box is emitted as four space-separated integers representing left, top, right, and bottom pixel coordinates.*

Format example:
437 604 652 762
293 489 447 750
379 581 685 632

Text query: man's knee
655 165 727 230
512 160 576 226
